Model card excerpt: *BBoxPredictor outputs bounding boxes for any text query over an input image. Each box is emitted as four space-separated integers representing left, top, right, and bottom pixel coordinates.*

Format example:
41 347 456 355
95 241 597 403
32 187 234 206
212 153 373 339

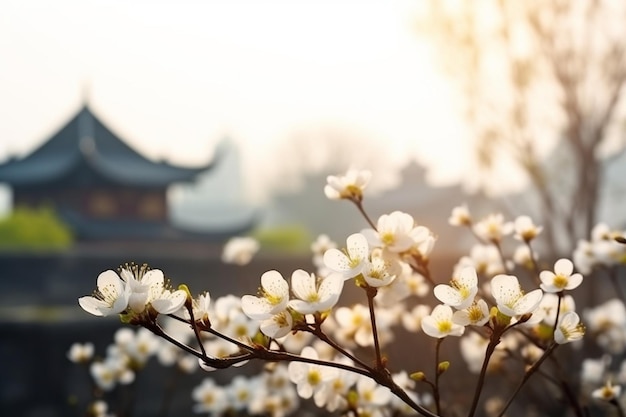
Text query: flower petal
318 273 344 301
491 274 521 307
97 270 124 291
78 296 108 316
458 267 478 288
566 274 583 290
260 312 293 338
346 233 369 260
323 249 349 272
554 258 574 276
261 270 289 297
143 269 164 286
152 289 187 314
433 285 463 306
241 295 273 320
288 299 317 315
514 289 543 315
290 270 315 301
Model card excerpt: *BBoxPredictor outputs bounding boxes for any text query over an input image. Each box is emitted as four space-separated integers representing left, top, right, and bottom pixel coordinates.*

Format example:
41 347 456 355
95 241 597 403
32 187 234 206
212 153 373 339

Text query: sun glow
0 0 471 203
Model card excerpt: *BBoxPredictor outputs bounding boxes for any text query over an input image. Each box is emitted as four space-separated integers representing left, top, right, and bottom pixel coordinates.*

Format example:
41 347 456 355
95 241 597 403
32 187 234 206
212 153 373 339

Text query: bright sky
0 0 486 203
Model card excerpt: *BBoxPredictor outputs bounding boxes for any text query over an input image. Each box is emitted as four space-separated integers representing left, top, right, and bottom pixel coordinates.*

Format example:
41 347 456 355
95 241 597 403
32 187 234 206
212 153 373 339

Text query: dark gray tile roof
0 106 217 187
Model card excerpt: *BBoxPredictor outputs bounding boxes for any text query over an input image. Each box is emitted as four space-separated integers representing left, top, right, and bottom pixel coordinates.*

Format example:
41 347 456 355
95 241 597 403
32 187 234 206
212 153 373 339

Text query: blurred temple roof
0 105 217 187
0 105 257 242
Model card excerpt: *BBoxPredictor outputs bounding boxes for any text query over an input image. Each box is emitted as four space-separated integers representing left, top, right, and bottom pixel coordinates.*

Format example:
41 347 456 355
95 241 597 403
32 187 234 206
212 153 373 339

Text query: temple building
0 105 255 241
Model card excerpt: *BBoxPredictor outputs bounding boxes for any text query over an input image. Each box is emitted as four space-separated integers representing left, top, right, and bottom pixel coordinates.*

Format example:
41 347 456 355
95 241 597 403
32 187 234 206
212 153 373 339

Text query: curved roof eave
0 105 222 186
86 152 214 187
0 149 81 186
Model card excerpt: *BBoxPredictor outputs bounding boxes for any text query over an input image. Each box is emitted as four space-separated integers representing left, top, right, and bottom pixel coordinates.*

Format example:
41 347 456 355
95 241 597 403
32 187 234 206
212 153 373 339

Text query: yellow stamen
437 320 452 333
307 370 322 386
553 274 568 289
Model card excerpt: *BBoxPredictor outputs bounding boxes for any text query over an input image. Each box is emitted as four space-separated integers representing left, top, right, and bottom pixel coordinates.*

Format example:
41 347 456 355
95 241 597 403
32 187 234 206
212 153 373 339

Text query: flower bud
437 361 450 375
491 307 511 328
346 389 359 408
178 284 193 308
410 371 426 381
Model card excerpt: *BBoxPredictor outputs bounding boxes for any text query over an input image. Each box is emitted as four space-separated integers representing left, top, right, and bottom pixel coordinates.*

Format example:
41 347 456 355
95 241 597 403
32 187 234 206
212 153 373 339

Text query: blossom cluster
78 264 187 319
72 167 626 417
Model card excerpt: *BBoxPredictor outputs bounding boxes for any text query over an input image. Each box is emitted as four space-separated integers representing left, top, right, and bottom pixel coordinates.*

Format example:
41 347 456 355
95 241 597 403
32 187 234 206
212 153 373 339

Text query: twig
434 338 444 415
365 286 384 370
467 336 500 417
497 343 559 417
353 199 377 231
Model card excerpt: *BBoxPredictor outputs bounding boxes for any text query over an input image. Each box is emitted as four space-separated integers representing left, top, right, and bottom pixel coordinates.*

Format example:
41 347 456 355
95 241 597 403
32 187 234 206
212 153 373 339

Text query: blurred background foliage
0 206 73 250
251 225 311 253
420 0 626 255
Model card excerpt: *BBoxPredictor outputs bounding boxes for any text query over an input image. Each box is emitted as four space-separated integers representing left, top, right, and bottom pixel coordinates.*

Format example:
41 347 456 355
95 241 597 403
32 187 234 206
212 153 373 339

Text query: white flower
89 351 135 391
362 255 399 288
277 330 314 353
78 270 130 317
453 299 490 327
573 239 595 275
554 312 585 344
192 378 229 414
311 234 337 257
323 233 369 279
90 361 119 391
119 267 162 313
241 270 290 320
113 327 135 349
288 270 343 315
460 332 490 373
324 168 372 201
512 244 536 267
213 295 244 328
583 299 626 354
118 267 186 315
449 204 471 226
539 258 583 293
203 338 242 364
411 227 436 260
149 287 186 315
401 304 431 332
221 236 260 265
582 356 611 385
312 356 357 411
455 244 505 277
124 328 160 364
472 213 513 243
288 346 338 399
260 310 293 338
311 234 337 276
513 215 543 242
355 375 392 407
521 343 544 364
188 292 211 324
390 371 422 414
226 375 256 411
592 380 621 402
90 400 113 417
421 304 465 338
433 266 478 310
67 342 94 363
539 293 576 327
361 211 416 252
251 365 300 416
223 310 259 340
377 263 430 306
592 223 613 241
491 274 543 317
334 305 372 347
